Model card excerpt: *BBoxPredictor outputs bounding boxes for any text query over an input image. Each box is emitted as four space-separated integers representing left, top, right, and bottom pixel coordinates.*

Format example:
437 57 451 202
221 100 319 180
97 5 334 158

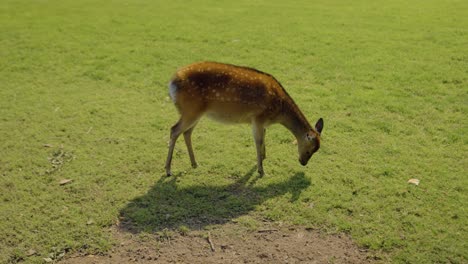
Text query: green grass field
1 0 467 263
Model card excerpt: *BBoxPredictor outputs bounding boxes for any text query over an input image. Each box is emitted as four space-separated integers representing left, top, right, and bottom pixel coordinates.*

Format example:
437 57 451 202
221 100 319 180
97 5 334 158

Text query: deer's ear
315 118 324 134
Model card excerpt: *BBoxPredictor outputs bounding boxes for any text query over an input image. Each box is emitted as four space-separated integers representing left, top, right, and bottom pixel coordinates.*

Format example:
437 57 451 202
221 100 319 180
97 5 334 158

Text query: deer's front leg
262 128 266 160
252 121 266 176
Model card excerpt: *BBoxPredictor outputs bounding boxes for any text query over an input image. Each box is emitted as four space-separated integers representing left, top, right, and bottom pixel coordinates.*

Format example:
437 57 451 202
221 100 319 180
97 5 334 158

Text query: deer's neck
278 99 311 140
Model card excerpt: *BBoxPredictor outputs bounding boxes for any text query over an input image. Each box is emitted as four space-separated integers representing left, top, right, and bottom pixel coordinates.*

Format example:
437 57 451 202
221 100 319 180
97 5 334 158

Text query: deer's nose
299 159 307 166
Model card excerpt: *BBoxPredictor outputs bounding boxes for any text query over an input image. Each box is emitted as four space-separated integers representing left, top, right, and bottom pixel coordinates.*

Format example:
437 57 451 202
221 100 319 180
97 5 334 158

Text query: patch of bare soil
62 223 372 264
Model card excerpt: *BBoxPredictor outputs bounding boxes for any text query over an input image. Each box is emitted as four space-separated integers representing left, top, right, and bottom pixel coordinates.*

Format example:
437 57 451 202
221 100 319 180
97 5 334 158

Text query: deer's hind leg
165 112 202 176
183 124 199 168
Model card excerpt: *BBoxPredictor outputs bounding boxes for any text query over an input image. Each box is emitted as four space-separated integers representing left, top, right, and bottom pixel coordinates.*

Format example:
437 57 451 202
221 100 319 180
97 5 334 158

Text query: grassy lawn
1 0 467 263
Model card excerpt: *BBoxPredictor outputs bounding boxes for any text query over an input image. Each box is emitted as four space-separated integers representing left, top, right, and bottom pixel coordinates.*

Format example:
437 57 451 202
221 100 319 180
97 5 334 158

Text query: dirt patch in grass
61 223 372 264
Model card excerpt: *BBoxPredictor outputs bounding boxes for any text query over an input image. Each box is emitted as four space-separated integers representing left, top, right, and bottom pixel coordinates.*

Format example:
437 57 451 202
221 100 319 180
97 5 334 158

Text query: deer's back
169 62 287 123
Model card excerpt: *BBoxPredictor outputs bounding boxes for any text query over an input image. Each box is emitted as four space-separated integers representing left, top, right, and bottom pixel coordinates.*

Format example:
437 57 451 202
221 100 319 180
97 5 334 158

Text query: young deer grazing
165 62 324 176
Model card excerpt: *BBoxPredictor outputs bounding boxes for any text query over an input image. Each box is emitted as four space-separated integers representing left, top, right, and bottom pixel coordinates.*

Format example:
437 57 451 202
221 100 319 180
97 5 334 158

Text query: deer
165 61 324 176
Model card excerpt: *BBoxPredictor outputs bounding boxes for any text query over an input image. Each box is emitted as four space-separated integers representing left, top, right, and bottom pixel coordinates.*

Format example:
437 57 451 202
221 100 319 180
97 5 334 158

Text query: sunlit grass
1 0 467 263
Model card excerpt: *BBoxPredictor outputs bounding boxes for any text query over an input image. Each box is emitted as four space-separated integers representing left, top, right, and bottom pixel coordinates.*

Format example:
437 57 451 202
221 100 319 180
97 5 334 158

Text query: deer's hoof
191 162 198 169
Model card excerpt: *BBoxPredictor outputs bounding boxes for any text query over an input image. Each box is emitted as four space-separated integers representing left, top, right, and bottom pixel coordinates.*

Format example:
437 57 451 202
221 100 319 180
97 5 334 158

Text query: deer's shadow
119 167 311 233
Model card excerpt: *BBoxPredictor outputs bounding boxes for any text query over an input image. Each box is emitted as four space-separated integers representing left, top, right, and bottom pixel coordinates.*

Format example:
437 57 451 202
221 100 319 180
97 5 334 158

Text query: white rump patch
168 81 178 102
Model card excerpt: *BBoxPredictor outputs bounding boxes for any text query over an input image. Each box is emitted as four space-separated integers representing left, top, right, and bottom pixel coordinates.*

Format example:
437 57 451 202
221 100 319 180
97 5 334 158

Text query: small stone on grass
407 179 420 186
59 179 73 185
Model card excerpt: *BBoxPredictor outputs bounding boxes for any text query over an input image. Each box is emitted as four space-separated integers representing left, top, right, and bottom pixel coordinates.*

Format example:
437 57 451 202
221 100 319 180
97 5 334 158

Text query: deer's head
298 118 324 166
